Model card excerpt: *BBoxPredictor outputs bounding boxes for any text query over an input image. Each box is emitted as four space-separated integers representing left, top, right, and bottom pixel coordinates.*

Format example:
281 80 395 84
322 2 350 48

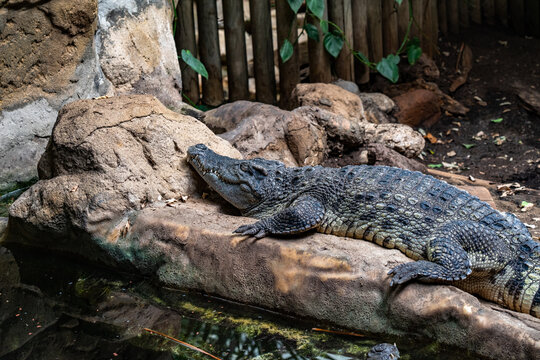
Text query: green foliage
407 37 422 65
323 31 344 58
280 39 294 63
304 23 319 41
462 143 476 149
306 0 324 19
491 118 503 123
395 0 403 5
287 0 303 14
376 54 400 83
181 49 208 79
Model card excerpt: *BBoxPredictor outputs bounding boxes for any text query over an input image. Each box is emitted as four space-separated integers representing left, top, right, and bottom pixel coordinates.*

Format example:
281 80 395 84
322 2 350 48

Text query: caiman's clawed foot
388 260 472 286
233 223 268 239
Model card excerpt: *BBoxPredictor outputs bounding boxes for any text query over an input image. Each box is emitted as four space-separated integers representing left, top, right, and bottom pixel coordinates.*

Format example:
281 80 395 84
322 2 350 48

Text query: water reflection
0 244 485 360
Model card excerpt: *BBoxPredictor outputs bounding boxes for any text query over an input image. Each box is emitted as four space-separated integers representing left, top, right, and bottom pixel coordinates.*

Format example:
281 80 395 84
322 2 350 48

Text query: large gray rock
0 0 184 191
6 200 540 360
9 95 239 245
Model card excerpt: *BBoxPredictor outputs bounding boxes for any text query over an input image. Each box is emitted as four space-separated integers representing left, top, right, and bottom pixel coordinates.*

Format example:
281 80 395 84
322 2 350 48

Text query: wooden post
328 0 354 81
249 0 276 104
223 0 249 101
459 0 469 28
422 0 438 57
495 0 508 26
411 0 424 46
397 0 411 43
470 0 482 24
175 0 199 104
438 0 447 35
525 0 540 36
509 0 526 34
308 0 331 83
447 0 459 34
352 0 370 84
367 0 384 62
482 0 495 25
276 0 299 108
196 0 224 106
430 0 438 54
382 0 399 56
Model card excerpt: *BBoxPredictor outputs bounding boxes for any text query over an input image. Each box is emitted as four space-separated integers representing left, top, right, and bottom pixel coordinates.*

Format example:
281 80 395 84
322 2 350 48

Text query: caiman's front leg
233 196 325 239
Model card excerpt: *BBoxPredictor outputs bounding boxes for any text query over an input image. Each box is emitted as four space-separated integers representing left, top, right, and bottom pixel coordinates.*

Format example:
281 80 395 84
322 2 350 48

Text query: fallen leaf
521 201 534 212
472 131 486 140
442 161 459 169
493 136 506 145
490 118 503 123
469 175 476 182
447 150 457 157
462 143 476 149
428 164 443 168
425 133 438 144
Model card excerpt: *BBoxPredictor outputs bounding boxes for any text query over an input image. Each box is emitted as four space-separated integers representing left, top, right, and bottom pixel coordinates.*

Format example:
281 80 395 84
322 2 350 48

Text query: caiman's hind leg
233 195 325 239
388 220 510 286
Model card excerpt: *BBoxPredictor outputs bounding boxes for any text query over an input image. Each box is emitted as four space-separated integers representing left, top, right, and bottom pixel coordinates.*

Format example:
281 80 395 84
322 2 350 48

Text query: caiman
187 143 540 318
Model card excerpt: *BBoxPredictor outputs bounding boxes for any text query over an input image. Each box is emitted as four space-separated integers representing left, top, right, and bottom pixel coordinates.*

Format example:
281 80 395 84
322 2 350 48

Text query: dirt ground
415 25 540 238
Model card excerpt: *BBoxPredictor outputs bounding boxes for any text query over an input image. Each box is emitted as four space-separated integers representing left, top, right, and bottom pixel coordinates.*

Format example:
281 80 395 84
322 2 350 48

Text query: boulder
293 106 425 158
0 0 185 191
393 89 442 127
323 144 427 173
358 93 398 124
291 83 366 123
6 199 540 360
202 101 327 167
9 95 239 243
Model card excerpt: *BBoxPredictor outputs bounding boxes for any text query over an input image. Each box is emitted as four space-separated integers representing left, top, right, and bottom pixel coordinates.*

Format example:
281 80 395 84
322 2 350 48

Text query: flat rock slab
78 200 540 360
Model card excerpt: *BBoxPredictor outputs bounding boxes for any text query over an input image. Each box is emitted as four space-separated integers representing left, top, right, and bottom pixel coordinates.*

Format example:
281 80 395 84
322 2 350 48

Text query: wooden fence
175 0 540 107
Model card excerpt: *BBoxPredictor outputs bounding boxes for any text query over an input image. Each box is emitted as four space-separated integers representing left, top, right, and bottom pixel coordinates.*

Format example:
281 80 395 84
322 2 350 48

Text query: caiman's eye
240 163 249 172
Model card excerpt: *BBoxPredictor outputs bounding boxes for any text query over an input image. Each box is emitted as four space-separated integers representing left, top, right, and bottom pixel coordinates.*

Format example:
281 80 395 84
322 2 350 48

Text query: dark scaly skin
187 144 540 318
366 343 400 360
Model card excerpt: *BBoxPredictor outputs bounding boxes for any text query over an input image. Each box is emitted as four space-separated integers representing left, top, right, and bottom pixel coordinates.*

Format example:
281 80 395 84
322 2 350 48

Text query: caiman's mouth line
188 154 243 185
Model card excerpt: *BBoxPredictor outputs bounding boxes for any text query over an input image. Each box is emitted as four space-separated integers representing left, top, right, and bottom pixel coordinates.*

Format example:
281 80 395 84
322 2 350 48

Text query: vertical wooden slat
509 0 526 35
308 0 331 83
367 0 384 62
196 0 224 106
437 0 447 35
470 0 482 24
249 0 276 104
447 0 459 34
430 0 438 53
276 0 299 108
382 0 399 56
495 0 508 26
525 0 540 36
352 0 369 84
411 0 424 43
422 0 434 57
223 0 249 101
328 0 354 81
397 0 410 43
459 0 469 28
482 0 495 25
175 0 199 104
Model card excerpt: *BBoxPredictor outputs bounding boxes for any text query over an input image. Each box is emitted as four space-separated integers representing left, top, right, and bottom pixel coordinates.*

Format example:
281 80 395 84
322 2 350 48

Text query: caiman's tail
496 240 540 317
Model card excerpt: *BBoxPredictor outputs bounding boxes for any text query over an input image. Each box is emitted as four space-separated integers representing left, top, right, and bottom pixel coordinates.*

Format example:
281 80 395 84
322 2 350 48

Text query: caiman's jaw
187 144 283 211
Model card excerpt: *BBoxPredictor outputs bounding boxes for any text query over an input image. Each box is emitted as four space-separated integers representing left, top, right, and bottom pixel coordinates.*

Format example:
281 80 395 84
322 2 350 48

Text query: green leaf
304 23 319 42
306 0 324 19
320 19 329 34
395 0 403 5
181 49 208 79
279 39 294 63
323 32 344 58
521 201 532 207
428 164 443 168
354 51 370 64
491 117 503 123
376 55 400 83
407 37 422 65
462 143 476 149
287 0 303 14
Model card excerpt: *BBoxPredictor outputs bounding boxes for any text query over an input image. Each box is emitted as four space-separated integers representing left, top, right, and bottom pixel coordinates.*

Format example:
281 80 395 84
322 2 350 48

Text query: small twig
144 328 223 360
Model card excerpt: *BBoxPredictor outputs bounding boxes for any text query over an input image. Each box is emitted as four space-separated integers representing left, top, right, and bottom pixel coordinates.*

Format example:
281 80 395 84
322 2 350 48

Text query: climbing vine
280 0 423 83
